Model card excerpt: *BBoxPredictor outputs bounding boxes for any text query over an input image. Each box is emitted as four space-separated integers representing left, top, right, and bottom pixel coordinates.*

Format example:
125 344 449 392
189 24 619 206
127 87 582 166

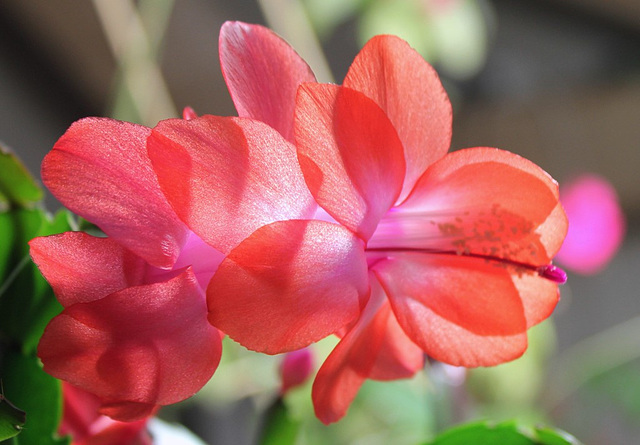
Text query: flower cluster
30 21 567 428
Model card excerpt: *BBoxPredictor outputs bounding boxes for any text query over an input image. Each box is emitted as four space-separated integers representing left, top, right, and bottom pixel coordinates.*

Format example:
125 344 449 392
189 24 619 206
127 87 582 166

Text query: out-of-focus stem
544 314 640 410
92 0 177 125
257 0 335 83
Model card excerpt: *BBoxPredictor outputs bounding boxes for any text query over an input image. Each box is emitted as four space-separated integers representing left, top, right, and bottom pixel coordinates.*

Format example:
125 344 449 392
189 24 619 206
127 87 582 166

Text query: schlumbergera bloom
201 22 568 423
31 19 568 427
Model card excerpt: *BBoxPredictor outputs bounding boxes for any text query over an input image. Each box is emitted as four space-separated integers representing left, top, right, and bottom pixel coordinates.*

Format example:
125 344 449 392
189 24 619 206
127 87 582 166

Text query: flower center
366 206 567 284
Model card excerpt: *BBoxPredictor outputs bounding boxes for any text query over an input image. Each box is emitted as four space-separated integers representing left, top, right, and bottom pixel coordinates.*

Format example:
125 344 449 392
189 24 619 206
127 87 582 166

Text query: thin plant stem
257 0 335 83
544 315 640 410
0 255 30 300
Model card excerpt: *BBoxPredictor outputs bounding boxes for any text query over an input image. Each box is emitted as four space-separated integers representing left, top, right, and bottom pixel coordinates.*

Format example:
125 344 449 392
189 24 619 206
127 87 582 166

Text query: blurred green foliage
0 144 72 445
303 0 490 80
424 420 582 445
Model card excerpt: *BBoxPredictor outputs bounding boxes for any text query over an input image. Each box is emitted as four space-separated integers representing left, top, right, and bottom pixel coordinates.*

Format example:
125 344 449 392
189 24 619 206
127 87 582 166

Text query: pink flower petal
295 83 406 240
219 21 316 143
29 232 147 307
344 35 452 202
312 276 422 424
147 116 317 254
38 270 221 421
42 118 188 269
375 253 529 367
207 220 368 354
373 147 567 265
556 174 625 274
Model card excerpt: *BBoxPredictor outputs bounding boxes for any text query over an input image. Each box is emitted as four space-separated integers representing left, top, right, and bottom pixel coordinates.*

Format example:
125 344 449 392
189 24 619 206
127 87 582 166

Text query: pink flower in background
556 174 625 275
206 22 568 423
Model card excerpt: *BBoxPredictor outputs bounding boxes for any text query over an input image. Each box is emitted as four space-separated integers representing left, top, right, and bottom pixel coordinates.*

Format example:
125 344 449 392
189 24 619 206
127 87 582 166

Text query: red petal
367 304 424 381
312 276 422 424
373 147 567 265
220 21 316 143
42 118 188 269
98 402 157 423
295 84 405 240
148 116 316 254
38 270 221 421
60 383 152 442
512 269 560 328
344 35 452 202
29 232 146 307
60 383 101 439
375 254 528 367
539 202 571 259
207 220 368 354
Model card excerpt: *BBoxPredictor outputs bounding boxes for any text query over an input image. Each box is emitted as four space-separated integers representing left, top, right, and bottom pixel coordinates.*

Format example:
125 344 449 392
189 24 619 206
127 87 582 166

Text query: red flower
32 20 567 426
205 22 568 423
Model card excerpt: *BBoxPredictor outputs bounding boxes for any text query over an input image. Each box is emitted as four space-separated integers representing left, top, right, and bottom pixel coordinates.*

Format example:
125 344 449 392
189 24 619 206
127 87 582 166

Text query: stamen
367 246 568 284
536 264 567 284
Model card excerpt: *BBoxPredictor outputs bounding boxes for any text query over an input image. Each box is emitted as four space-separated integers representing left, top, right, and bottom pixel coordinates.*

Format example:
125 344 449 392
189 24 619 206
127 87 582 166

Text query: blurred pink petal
556 174 625 274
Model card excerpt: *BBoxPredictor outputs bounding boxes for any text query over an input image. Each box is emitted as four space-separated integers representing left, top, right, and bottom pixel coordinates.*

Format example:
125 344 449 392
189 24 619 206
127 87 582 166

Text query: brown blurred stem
257 0 335 83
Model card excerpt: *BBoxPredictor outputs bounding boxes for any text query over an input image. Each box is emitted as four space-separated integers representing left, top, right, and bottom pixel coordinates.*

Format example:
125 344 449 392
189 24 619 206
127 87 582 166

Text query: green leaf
0 391 26 441
423 420 582 445
0 350 68 445
258 397 300 445
0 144 43 211
0 208 74 354
0 212 16 284
533 427 583 445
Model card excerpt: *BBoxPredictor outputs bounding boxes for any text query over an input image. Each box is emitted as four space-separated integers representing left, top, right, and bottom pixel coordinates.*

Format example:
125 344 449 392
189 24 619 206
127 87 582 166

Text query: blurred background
0 0 639 443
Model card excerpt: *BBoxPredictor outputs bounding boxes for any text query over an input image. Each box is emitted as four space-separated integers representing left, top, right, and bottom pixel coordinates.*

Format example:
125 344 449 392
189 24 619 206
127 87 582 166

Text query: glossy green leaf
0 391 26 441
258 398 300 445
0 350 69 445
0 212 16 284
424 420 582 445
534 427 583 445
0 144 43 211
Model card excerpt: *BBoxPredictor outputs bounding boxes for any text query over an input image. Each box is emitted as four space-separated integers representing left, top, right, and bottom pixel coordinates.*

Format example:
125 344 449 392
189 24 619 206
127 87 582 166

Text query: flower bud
280 348 314 394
